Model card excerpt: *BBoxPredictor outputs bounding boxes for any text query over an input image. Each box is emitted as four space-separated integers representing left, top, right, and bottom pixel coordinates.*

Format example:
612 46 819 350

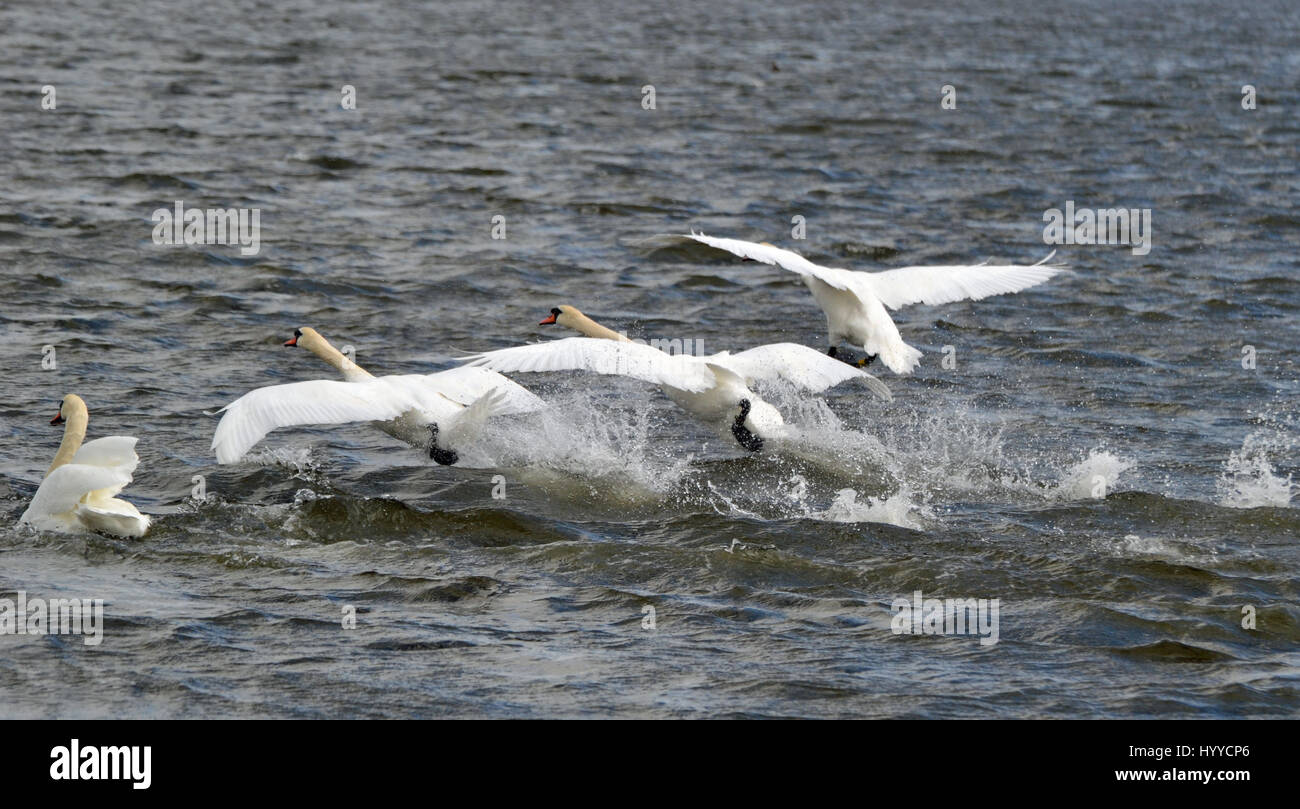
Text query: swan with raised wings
465 306 891 453
211 327 543 465
666 232 1065 374
20 394 151 538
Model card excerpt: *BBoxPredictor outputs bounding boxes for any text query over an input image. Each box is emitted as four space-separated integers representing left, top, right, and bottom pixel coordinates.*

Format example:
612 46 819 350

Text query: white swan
668 232 1066 374
467 305 891 452
211 327 543 465
20 394 151 538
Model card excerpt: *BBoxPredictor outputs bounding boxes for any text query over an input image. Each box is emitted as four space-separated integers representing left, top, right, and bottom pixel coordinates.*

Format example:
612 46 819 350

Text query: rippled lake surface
1 0 1297 718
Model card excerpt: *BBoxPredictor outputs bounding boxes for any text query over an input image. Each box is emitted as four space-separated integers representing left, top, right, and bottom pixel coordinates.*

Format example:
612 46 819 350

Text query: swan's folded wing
859 253 1066 310
724 343 893 401
70 436 140 475
75 499 150 538
463 337 717 393
211 379 419 464
22 463 133 523
674 232 870 295
416 366 545 414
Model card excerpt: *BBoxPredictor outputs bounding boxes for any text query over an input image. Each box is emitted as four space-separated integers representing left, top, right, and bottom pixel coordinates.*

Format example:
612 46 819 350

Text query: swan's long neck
303 331 374 381
564 310 631 342
47 399 88 476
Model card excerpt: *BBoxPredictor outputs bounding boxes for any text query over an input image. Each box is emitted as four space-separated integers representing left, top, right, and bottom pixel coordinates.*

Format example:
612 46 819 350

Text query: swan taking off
211 327 543 465
667 232 1066 374
20 394 151 538
465 306 891 452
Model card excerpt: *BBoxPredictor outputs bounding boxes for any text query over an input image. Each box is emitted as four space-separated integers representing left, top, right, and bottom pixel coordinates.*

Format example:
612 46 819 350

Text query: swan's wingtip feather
1035 249 1070 271
867 375 893 402
211 440 242 464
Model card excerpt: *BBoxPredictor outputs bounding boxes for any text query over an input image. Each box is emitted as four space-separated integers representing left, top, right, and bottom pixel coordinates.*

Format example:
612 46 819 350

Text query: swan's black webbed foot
730 399 764 453
427 423 459 466
829 345 876 368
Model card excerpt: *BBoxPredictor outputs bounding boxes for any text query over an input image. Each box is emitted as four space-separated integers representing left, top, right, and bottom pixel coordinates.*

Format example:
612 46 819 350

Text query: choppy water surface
1 0 1298 718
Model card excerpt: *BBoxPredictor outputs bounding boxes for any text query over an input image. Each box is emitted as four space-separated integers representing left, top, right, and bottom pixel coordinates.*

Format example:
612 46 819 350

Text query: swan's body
468 306 890 452
20 394 150 538
671 232 1066 374
211 327 543 464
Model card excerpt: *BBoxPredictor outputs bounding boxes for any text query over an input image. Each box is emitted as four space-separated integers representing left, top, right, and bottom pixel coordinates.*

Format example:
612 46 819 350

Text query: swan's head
539 305 582 327
284 326 325 350
51 394 86 426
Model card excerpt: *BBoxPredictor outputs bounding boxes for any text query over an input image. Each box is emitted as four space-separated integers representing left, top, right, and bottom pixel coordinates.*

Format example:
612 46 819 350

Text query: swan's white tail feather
873 339 923 375
440 388 508 448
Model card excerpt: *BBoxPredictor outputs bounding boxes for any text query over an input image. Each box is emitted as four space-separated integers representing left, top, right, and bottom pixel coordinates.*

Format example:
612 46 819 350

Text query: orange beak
284 336 298 346
50 411 64 425
539 313 557 325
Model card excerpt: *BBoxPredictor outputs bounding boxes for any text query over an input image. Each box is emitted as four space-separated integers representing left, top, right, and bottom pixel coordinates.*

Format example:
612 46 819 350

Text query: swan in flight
20 394 151 538
666 232 1066 374
211 327 543 465
466 305 891 452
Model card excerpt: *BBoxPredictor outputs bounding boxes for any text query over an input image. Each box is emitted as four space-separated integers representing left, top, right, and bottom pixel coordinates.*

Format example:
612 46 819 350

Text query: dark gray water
1 0 1297 718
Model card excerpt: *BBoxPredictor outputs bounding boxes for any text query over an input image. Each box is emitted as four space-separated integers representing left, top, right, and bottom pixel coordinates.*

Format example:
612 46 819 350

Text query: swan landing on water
662 232 1066 374
210 327 543 465
464 305 891 453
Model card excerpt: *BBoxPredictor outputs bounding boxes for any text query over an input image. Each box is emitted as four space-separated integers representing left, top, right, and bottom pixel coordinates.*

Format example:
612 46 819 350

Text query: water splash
1051 449 1136 501
462 380 1142 523
709 472 929 529
474 385 698 501
821 487 927 529
242 446 320 474
1216 427 1294 509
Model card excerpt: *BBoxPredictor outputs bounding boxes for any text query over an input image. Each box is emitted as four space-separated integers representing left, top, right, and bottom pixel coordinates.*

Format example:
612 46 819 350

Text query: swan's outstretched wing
212 370 544 463
723 343 893 401
674 232 1064 311
672 232 873 296
211 377 457 464
858 252 1066 310
21 464 132 525
464 337 718 393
